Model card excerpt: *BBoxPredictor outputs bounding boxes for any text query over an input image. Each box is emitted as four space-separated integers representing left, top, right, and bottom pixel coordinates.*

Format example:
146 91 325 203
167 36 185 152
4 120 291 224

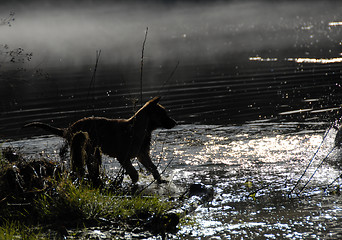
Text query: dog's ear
149 96 161 104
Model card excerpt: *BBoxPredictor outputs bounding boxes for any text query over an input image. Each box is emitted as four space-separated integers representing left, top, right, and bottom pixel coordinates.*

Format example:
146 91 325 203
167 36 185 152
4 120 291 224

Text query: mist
0 0 341 69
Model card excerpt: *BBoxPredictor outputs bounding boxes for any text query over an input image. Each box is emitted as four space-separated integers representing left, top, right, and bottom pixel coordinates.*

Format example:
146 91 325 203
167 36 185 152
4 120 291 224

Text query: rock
189 183 214 202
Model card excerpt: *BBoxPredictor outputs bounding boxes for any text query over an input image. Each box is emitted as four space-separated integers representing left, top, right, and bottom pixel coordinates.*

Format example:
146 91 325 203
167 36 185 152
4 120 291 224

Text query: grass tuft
0 221 43 240
0 146 178 237
34 177 172 224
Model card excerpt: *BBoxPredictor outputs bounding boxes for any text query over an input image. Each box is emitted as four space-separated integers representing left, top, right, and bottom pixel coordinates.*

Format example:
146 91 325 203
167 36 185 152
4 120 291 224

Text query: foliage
0 11 15 27
0 147 178 238
0 12 32 69
0 45 33 64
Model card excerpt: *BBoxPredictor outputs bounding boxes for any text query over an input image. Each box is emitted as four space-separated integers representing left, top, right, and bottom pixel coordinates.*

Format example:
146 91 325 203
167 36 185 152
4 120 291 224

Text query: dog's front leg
137 153 165 183
118 157 139 184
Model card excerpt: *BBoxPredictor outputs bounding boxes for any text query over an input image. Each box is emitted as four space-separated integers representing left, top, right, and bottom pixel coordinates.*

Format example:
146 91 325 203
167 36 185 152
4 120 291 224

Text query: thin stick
135 150 174 196
289 124 333 195
135 155 175 196
156 141 165 168
87 50 101 111
158 61 180 95
140 27 148 107
299 146 336 194
326 173 342 189
161 156 174 175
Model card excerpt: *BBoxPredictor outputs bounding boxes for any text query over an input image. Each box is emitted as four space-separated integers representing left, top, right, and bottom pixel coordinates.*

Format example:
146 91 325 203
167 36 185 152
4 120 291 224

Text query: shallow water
4 122 342 239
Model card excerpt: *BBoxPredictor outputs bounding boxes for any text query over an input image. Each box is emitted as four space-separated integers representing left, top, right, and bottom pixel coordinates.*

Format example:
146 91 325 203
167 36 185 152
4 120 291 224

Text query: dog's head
146 97 176 130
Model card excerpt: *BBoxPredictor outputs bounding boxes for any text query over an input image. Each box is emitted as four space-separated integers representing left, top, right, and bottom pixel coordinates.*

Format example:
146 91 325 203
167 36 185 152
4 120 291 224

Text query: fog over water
1 0 342 138
0 0 341 68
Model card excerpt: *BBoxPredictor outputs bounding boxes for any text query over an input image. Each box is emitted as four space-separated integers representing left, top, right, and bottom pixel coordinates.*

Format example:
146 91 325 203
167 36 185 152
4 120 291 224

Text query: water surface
4 122 342 239
1 1 342 238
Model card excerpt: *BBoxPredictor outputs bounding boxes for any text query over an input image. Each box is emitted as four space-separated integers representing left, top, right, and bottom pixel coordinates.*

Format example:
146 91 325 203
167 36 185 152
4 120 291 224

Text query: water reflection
329 22 342 26
250 56 342 64
249 57 278 62
289 57 342 64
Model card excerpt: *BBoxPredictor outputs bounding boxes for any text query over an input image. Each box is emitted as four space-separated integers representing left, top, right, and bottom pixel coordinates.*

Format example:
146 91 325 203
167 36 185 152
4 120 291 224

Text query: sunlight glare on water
157 124 342 239
4 123 342 239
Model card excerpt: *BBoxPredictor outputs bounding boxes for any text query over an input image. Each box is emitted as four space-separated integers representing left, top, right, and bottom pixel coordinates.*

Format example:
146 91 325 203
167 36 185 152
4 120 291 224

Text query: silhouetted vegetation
0 146 179 239
0 12 32 68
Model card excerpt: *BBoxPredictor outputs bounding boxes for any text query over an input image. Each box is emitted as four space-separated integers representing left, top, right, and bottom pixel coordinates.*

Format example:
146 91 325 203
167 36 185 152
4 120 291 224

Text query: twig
135 155 175 196
161 156 175 175
87 50 101 112
299 146 336 194
140 27 148 107
112 167 125 187
156 141 165 168
135 179 157 196
157 61 180 95
326 174 342 189
289 123 334 195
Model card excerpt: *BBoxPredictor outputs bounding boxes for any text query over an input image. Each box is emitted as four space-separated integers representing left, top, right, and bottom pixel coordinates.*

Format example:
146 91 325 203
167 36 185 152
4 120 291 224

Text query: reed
140 27 148 107
87 49 101 112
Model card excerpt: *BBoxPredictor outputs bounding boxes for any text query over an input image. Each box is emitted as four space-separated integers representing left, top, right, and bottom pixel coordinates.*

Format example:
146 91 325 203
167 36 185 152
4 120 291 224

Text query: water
2 0 342 139
4 122 342 239
2 0 342 238
166 124 342 239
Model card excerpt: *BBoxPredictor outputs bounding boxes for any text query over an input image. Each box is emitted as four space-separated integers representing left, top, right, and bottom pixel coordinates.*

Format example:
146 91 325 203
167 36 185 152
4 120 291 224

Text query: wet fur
24 97 176 183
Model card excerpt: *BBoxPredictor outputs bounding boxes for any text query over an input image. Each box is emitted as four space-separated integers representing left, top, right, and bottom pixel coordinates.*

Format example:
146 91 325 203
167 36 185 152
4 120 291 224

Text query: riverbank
0 146 185 239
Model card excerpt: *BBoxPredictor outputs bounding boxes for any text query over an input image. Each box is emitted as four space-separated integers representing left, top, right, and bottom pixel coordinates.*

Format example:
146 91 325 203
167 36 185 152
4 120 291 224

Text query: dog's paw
157 179 168 184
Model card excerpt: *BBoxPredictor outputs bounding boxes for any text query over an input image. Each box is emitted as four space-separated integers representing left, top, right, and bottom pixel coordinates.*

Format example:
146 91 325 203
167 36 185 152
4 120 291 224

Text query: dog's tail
24 122 65 137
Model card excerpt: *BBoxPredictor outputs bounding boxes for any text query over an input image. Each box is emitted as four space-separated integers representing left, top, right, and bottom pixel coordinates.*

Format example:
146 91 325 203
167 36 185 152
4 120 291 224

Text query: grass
34 177 172 224
0 147 178 238
0 221 45 240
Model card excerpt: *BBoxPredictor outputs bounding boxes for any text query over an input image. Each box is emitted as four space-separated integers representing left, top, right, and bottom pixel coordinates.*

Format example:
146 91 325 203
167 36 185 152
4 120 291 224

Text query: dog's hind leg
86 146 102 187
137 153 164 183
118 157 139 184
70 131 88 178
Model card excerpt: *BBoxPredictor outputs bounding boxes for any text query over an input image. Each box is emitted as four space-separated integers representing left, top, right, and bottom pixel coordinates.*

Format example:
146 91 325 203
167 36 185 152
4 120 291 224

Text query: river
1 0 342 239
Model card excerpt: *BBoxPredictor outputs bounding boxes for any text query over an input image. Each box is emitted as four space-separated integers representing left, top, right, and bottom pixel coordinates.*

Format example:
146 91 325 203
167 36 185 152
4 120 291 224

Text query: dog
24 96 176 183
70 131 102 186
